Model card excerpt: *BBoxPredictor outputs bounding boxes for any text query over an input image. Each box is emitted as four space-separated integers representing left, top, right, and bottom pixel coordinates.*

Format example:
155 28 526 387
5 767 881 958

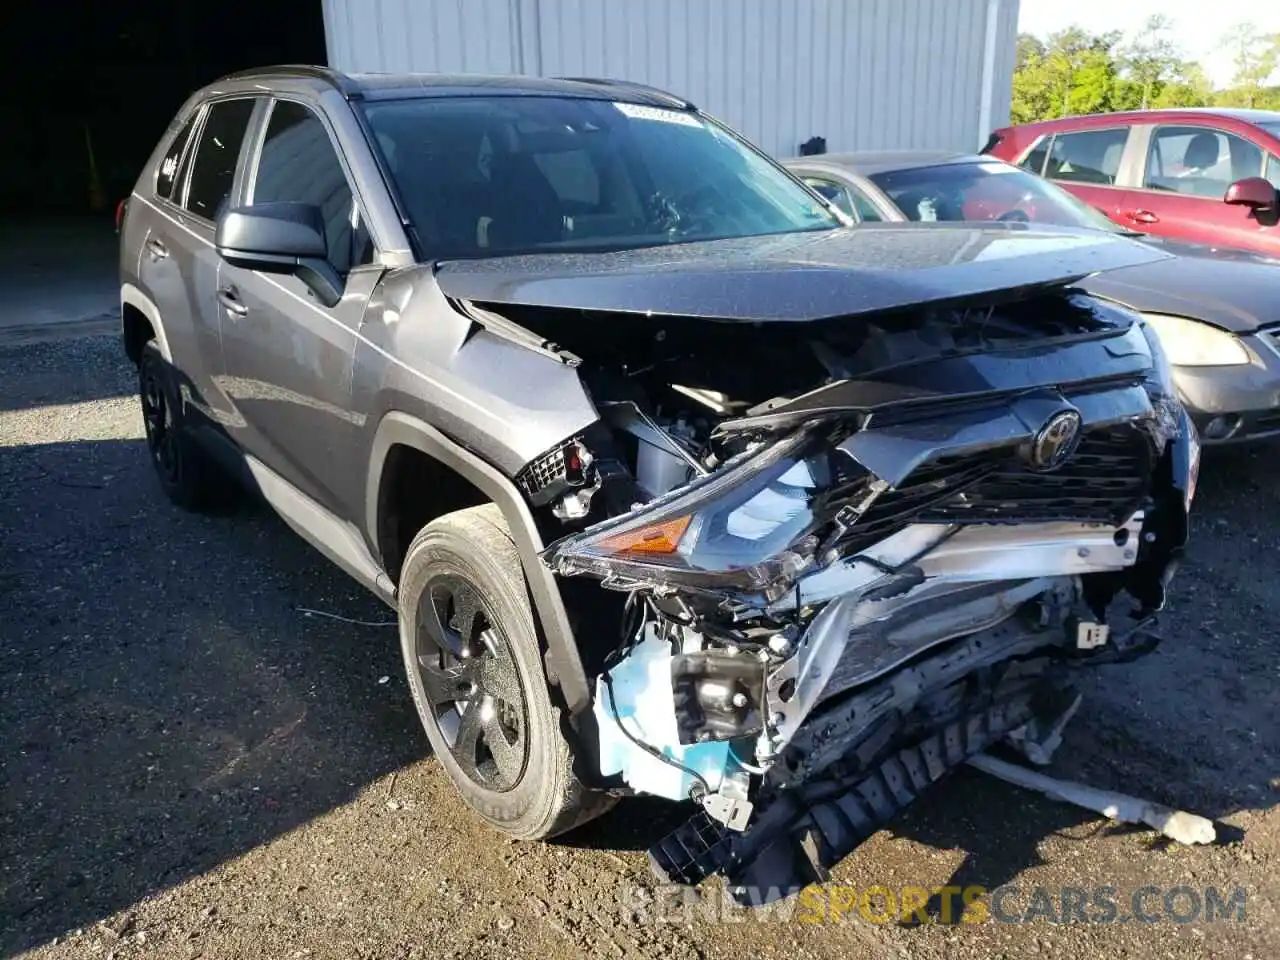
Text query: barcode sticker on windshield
613 102 701 127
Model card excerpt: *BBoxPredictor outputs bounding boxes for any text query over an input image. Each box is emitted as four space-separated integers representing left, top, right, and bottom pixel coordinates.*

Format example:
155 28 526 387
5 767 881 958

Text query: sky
1018 0 1280 88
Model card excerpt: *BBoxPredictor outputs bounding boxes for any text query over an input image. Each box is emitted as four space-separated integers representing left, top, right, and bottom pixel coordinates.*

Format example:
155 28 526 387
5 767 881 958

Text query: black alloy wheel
140 353 180 486
414 574 529 792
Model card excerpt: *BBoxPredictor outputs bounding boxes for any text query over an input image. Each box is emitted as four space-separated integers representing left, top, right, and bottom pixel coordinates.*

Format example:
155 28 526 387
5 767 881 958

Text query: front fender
365 411 591 714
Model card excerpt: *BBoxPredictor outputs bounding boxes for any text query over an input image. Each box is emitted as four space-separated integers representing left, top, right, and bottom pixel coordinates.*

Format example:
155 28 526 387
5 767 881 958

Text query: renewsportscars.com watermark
620 883 1249 926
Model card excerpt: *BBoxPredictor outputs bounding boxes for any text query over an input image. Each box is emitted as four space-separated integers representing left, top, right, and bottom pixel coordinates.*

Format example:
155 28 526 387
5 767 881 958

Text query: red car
984 109 1280 259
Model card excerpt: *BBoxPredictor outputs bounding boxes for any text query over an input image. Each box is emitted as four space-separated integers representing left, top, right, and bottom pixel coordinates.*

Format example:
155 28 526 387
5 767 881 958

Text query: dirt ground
2 330 1277 960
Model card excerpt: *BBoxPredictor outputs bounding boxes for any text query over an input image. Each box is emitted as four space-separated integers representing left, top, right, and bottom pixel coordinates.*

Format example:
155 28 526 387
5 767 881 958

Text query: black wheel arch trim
366 411 591 715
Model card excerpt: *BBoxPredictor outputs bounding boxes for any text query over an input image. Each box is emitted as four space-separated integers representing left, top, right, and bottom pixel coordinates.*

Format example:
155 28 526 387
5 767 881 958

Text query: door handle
217 287 248 317
145 238 169 261
1125 209 1160 224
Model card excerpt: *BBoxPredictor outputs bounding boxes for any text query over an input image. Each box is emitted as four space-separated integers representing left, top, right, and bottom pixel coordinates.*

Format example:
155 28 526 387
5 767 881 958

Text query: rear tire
398 504 612 839
138 340 222 510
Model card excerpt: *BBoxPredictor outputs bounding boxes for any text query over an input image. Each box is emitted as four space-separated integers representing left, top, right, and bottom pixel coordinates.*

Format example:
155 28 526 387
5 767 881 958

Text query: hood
433 223 1171 322
1080 252 1280 333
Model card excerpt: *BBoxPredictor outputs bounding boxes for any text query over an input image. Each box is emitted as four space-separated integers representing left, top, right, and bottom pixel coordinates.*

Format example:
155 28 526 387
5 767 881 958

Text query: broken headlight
543 430 851 594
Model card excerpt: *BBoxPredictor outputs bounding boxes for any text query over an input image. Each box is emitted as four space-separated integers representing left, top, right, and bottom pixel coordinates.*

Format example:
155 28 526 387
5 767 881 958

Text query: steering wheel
997 209 1030 223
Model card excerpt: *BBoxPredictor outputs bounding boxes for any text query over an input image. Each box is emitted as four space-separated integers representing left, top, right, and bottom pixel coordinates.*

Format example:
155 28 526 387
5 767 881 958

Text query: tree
1152 61 1214 109
1121 15 1180 110
1010 33 1053 123
1219 23 1280 107
1014 27 1124 121
1007 20 1274 123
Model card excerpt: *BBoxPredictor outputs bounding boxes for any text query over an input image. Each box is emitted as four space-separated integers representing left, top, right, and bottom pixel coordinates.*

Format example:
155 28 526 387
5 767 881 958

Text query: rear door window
1143 126 1263 197
156 110 200 202
184 98 257 221
1045 128 1129 185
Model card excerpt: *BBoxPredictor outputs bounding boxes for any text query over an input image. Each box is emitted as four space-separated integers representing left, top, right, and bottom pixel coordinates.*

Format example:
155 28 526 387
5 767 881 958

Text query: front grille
921 426 1154 525
830 425 1154 554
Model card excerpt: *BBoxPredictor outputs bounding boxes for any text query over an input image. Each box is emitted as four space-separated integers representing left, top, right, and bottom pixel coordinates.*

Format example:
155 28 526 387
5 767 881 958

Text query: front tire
398 504 611 839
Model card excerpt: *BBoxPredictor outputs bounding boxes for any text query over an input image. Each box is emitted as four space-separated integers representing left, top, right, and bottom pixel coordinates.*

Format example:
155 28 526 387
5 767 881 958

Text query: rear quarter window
1017 137 1050 176
155 111 201 202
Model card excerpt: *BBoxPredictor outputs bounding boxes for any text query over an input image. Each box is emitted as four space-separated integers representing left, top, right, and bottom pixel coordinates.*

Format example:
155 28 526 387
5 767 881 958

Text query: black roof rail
220 64 362 99
555 77 693 110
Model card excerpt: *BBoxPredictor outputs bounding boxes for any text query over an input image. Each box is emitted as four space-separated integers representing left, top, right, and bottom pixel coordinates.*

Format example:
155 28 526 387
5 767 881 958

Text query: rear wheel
398 504 612 839
138 340 222 510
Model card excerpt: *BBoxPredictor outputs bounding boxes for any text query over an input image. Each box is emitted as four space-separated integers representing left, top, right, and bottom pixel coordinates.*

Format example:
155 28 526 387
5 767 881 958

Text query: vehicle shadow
0 435 423 956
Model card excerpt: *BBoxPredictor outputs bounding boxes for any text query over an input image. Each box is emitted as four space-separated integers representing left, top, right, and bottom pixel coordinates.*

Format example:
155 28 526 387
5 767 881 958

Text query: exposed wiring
601 670 712 799
296 607 397 627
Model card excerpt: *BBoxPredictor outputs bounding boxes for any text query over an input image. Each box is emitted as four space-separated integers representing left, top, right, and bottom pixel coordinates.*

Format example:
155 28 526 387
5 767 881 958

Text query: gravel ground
2 333 1277 960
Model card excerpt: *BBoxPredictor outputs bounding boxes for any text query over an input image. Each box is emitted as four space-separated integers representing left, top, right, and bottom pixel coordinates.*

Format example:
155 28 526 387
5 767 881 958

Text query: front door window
1144 126 1263 198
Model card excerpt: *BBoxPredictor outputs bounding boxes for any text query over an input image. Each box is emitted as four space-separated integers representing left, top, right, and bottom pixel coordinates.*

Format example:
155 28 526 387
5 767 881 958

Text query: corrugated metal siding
324 0 525 74
989 0 1020 138
323 0 1018 155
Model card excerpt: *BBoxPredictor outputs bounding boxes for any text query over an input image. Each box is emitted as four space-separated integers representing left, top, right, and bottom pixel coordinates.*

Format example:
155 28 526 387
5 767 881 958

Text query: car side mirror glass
215 201 342 308
1223 176 1277 211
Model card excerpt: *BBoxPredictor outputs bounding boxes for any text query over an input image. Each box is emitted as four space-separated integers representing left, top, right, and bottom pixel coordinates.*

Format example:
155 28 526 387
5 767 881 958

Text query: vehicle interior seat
484 151 566 251
1049 134 1122 185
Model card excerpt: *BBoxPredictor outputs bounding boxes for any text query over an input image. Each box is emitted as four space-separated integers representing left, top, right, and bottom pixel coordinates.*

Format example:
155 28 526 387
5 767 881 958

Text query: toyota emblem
1028 410 1083 471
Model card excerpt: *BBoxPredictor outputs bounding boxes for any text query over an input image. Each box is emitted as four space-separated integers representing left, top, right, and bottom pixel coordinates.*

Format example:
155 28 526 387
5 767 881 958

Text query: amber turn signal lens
596 515 692 556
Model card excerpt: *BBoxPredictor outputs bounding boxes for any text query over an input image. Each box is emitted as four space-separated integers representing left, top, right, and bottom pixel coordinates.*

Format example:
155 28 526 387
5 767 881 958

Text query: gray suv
121 66 1197 897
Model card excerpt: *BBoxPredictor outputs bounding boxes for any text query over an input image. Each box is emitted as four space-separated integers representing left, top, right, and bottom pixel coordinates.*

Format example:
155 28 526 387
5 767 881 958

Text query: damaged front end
525 290 1196 901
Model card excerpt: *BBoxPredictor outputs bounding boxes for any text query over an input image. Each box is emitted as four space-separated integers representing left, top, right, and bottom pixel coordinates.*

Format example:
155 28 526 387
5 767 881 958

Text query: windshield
868 160 1124 233
361 96 839 260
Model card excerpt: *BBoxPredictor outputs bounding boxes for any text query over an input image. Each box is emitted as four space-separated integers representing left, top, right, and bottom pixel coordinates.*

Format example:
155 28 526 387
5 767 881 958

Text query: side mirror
1223 177 1277 211
215 202 342 307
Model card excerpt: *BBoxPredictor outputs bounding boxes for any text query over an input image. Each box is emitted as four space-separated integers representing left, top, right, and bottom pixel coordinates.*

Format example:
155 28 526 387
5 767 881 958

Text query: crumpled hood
1080 252 1280 333
433 223 1172 322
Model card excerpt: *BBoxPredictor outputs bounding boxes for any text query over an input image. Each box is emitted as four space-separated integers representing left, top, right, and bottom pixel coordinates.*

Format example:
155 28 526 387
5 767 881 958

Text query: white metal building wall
322 0 1019 156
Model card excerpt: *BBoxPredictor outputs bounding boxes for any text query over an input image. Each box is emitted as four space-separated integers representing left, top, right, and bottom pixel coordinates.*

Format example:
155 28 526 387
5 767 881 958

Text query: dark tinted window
251 100 371 275
799 176 882 222
156 111 200 201
362 96 837 259
185 98 256 220
868 160 1120 232
802 176 855 217
532 148 600 206
1018 137 1050 176
1144 126 1262 197
1045 128 1128 185
844 183 883 222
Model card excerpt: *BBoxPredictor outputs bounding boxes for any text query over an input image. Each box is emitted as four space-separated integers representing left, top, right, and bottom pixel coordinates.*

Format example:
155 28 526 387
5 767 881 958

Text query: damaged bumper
537 307 1196 894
